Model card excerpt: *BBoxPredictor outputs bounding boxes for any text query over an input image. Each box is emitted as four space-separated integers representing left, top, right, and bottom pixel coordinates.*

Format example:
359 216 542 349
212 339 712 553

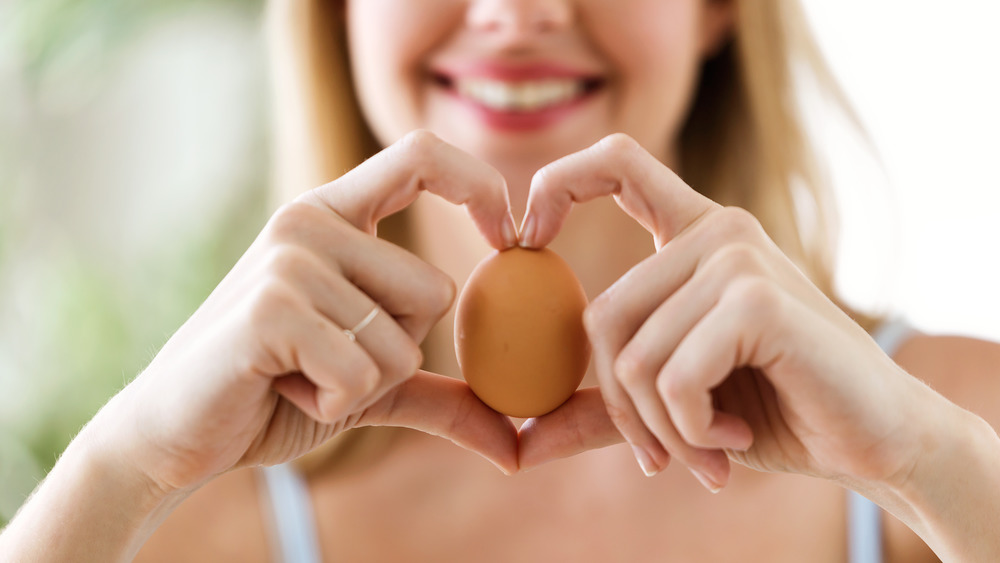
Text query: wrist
870 381 1000 560
73 413 186 512
882 379 971 495
83 379 213 497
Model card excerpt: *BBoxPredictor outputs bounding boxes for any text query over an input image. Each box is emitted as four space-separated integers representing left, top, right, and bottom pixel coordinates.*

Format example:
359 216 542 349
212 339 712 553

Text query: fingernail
519 216 536 248
501 216 518 249
692 469 722 494
632 446 659 477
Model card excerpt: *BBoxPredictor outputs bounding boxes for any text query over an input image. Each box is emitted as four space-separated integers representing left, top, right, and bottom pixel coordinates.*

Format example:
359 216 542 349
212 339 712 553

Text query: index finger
517 387 624 471
298 130 518 250
520 133 718 249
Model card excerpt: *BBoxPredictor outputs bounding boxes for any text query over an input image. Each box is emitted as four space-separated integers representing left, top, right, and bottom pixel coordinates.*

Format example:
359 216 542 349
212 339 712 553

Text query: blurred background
1 0 998 527
0 0 268 523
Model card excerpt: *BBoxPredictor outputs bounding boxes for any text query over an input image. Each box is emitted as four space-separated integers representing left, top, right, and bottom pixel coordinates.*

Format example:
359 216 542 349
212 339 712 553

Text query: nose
467 0 573 35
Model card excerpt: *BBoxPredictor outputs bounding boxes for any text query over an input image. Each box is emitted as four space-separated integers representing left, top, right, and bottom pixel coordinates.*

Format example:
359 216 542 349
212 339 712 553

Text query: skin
2 0 999 561
348 0 730 216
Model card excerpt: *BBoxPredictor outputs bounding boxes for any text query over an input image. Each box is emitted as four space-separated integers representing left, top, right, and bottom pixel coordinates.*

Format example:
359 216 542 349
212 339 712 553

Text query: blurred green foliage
8 0 262 82
1 0 269 526
18 193 269 466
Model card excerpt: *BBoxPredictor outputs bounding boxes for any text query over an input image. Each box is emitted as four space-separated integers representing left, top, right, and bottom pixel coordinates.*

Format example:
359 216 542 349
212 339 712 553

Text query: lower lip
441 86 600 132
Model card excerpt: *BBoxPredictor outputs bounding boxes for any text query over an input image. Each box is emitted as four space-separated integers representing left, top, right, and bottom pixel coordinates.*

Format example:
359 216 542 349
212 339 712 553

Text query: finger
583 234 770 488
589 208 779 358
587 210 824 417
260 206 456 342
659 278 784 462
615 348 734 492
574 211 760 480
614 246 774 456
585 305 671 477
517 387 627 470
329 233 456 343
356 371 520 475
267 305 383 423
301 129 518 249
267 244 424 396
713 367 778 471
521 133 717 249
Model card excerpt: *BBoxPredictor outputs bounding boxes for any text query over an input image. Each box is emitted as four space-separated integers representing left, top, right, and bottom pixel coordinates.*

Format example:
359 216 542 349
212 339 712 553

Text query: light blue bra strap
846 316 917 563
260 463 323 563
848 490 883 563
871 316 917 360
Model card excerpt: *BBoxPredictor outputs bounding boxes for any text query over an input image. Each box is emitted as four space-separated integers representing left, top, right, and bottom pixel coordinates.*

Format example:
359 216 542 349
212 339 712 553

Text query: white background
802 0 1000 340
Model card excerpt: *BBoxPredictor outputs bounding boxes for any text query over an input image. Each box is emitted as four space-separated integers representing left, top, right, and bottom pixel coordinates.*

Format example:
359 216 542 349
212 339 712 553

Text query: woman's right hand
93 130 521 494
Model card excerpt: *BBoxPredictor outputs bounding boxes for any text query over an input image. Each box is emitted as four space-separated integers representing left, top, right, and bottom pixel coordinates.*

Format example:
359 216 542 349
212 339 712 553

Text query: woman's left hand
517 134 935 492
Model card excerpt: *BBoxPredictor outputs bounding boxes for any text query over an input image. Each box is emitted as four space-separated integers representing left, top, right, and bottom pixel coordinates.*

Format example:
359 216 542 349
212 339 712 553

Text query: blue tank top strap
259 463 323 563
871 316 917 359
848 490 883 563
847 316 917 563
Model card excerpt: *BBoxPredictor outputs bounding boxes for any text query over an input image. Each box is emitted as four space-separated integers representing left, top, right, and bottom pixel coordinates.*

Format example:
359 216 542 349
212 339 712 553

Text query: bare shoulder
134 467 270 563
883 333 1000 563
895 333 1000 422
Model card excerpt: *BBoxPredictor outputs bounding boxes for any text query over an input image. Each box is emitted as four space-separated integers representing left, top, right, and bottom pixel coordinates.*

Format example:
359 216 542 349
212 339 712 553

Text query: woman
3 0 999 561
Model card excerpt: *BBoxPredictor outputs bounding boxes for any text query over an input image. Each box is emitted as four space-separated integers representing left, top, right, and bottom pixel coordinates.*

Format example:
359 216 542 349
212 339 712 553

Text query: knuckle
356 358 382 396
582 300 611 339
483 165 507 195
316 388 350 423
614 352 650 388
264 201 316 242
528 162 570 208
598 132 642 160
262 244 314 280
708 243 766 278
656 370 685 405
246 278 298 327
400 342 424 378
338 353 381 400
716 206 766 242
377 339 422 386
398 129 442 160
394 130 446 191
726 277 782 321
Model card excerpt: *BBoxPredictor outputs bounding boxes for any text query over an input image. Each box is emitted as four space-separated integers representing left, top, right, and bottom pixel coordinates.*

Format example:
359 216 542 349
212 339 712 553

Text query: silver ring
343 305 379 342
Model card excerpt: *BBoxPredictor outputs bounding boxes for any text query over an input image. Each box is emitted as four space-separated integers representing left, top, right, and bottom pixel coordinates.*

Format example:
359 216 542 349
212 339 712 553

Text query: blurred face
346 0 732 194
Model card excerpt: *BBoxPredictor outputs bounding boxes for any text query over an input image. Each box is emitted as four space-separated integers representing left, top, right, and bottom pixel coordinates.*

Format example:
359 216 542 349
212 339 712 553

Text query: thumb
356 371 520 474
518 387 626 471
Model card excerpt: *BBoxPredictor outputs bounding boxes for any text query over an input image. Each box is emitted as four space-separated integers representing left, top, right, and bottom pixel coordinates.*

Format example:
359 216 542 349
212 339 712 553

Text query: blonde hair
679 0 873 327
264 0 875 472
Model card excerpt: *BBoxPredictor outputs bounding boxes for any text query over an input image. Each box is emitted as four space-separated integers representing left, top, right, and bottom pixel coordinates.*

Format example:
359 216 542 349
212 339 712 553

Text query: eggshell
455 247 590 418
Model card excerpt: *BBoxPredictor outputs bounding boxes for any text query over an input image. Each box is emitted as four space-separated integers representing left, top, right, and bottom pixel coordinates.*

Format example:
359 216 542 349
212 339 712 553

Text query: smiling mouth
433 74 604 113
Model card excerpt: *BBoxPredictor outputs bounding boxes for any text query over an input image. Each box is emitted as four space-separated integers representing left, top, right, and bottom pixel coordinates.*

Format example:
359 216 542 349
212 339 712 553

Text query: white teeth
454 78 585 111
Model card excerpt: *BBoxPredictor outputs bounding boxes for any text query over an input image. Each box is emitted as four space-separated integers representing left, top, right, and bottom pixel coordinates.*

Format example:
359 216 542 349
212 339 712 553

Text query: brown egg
455 247 591 418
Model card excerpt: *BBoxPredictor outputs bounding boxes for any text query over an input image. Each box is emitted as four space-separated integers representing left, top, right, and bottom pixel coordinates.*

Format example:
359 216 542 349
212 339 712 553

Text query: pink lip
430 61 605 132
